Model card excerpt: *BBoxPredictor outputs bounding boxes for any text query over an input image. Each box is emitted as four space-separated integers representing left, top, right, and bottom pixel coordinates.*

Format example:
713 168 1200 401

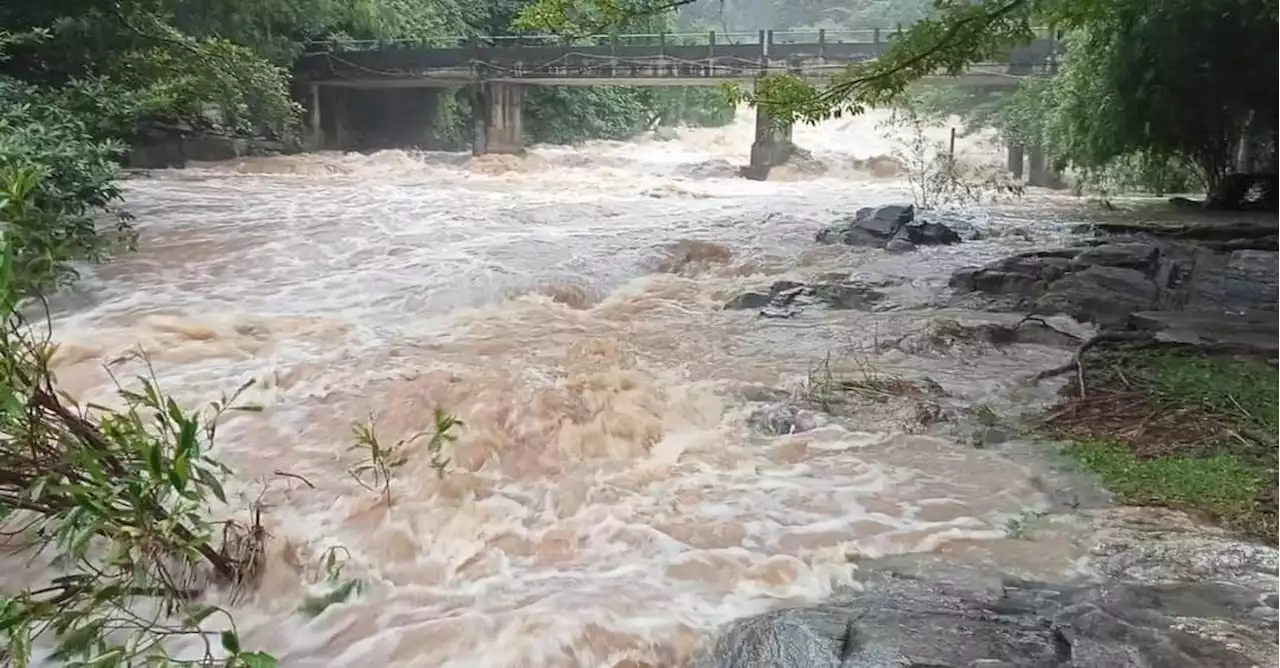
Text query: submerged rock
694 574 1276 667
723 280 888 314
652 126 680 141
723 291 773 310
746 403 818 436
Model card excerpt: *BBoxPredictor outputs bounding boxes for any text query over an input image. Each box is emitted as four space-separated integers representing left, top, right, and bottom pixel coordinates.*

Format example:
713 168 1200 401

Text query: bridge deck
296 30 1059 87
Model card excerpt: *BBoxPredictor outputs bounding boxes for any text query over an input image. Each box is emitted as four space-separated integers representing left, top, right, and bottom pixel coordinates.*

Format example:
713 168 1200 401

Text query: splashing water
29 109 1102 666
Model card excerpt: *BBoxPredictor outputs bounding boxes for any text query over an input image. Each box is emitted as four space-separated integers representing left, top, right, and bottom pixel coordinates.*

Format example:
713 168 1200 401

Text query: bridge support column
307 83 324 150
1027 144 1062 188
473 82 525 156
742 107 794 181
1006 145 1025 180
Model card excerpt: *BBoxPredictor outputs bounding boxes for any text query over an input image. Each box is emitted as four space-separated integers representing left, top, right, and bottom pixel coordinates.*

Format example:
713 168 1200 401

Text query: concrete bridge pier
1007 144 1062 188
742 107 794 181
473 82 525 156
1006 145 1025 180
1026 145 1062 188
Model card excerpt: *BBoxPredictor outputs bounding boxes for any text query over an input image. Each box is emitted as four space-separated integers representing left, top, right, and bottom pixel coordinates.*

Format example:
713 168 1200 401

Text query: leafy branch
0 169 277 665
349 408 462 506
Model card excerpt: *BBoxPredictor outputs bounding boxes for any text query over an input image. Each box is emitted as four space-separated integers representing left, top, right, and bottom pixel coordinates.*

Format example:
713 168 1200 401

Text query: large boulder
946 241 1280 326
948 250 1077 297
1069 242 1161 271
1222 249 1279 308
694 575 1275 667
1032 265 1160 326
952 243 1172 326
816 204 966 251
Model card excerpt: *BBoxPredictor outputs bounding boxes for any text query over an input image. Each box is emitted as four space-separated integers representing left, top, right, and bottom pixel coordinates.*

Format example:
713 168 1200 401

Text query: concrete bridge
295 29 1060 178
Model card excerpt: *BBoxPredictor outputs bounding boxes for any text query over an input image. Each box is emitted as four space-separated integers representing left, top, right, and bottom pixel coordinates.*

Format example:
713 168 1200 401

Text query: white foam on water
14 107 1101 666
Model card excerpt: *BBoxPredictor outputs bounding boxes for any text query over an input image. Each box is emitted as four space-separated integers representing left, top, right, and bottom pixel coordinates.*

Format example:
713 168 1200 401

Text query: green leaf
50 619 106 660
146 441 164 479
221 629 242 654
196 466 227 503
166 397 185 425
184 604 220 628
238 652 278 668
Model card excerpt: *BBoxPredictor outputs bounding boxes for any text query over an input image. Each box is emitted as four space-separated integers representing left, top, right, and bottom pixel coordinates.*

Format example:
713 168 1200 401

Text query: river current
36 110 1113 665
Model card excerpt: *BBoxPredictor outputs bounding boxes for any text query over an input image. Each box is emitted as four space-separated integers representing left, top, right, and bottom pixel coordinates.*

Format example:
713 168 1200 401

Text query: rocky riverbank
704 204 1278 667
125 121 294 169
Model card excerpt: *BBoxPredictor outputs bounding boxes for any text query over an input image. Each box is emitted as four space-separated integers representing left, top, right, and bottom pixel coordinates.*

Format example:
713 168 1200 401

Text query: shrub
0 233 275 665
0 79 135 295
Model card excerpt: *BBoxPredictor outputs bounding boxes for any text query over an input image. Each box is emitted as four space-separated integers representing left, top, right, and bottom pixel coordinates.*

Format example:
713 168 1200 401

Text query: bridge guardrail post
467 35 480 79
873 28 881 48
609 32 618 78
818 29 826 59
708 31 716 77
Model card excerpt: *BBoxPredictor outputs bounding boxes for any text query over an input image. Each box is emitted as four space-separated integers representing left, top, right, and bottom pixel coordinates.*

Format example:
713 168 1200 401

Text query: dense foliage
673 0 932 31
0 191 275 664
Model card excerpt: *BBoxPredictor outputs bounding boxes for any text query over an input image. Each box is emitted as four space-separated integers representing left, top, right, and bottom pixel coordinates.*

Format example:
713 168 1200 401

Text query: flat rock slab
694 575 1277 667
949 240 1278 326
1128 310 1279 355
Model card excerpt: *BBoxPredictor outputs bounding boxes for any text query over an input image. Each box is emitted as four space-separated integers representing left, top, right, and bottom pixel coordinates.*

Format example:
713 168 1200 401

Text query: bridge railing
301 27 1054 54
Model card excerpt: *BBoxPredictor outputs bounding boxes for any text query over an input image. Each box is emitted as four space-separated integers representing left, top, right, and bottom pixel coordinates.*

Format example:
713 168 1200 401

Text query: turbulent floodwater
32 110 1116 666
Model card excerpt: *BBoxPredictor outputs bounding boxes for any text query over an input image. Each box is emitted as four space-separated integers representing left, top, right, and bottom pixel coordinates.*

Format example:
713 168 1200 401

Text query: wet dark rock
1127 310 1278 355
815 224 886 248
695 575 1275 668
811 283 885 310
760 306 800 319
973 425 1013 448
883 317 1085 356
1265 593 1279 609
748 404 800 436
723 292 773 310
947 243 1192 326
900 218 963 245
1069 242 1160 271
126 126 291 169
885 238 916 253
1034 266 1159 326
724 280 887 314
1223 249 1279 306
949 251 1076 295
816 204 964 251
747 403 817 436
860 204 915 237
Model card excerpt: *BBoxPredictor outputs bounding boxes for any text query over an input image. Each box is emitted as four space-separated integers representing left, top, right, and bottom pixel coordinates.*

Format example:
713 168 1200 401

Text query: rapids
27 109 1130 666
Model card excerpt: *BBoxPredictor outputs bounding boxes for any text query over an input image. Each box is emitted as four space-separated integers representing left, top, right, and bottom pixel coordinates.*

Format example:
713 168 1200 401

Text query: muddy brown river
18 111 1231 666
